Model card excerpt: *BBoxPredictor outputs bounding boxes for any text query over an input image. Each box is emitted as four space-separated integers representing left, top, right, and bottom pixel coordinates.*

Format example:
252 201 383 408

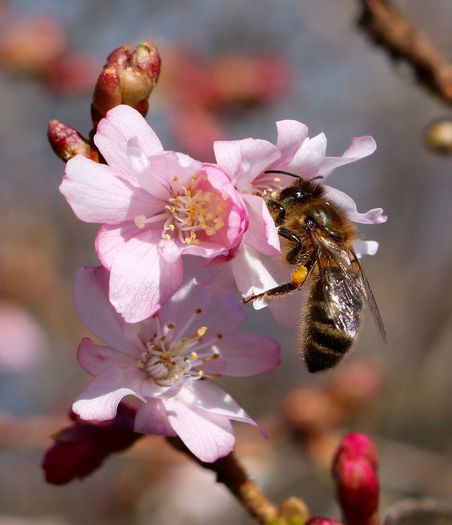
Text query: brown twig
357 0 452 105
167 437 278 524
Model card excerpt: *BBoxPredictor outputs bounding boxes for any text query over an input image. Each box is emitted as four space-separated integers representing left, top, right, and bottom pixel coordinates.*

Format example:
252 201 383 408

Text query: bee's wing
349 246 387 343
310 232 365 338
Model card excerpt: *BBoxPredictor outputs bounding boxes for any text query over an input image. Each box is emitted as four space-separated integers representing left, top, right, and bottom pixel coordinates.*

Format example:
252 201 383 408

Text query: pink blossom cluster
59 104 385 462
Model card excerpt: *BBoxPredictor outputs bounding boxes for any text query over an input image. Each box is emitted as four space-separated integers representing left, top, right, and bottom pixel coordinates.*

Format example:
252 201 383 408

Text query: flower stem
167 437 278 524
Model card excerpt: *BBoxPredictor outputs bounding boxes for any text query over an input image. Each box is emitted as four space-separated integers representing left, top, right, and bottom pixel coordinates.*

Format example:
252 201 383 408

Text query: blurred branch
357 0 452 105
167 437 278 524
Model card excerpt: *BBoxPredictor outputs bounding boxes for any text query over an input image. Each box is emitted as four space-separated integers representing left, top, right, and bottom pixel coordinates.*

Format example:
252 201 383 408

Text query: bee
244 170 386 373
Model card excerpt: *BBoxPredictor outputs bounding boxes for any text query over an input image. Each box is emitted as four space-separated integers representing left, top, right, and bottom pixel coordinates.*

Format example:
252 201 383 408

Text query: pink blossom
72 266 280 462
212 121 386 325
60 105 248 322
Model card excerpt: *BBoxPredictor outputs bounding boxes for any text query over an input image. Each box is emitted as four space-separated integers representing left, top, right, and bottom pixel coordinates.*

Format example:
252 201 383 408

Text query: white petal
319 135 377 177
134 398 176 436
324 185 387 224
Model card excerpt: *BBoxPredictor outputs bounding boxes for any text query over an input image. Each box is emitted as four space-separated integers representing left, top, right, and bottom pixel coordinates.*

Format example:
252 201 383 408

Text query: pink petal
77 338 136 376
324 186 387 224
134 398 176 436
269 289 305 329
187 381 261 431
353 239 379 257
230 245 288 308
73 266 137 351
163 395 235 462
214 138 280 191
94 105 163 180
203 334 280 376
61 155 158 224
147 152 202 197
159 279 245 337
95 223 139 270
286 133 327 178
109 229 183 322
242 194 280 256
319 136 377 177
275 120 309 166
73 366 144 421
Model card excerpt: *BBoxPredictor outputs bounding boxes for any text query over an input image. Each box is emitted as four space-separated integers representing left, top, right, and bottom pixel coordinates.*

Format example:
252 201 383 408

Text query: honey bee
244 170 386 373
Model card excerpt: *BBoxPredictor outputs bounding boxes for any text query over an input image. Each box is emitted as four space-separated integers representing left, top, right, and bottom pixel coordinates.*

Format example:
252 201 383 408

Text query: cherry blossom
60 105 248 323
72 266 280 462
211 121 386 325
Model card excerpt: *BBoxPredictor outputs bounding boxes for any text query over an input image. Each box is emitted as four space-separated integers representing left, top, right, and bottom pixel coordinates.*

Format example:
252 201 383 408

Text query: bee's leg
278 226 306 264
242 282 297 304
267 200 285 225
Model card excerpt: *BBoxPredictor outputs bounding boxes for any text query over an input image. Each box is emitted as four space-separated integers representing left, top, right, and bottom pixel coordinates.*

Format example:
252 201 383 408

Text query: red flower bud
333 432 378 471
42 403 141 485
48 120 99 162
306 518 344 525
333 455 379 524
91 41 161 127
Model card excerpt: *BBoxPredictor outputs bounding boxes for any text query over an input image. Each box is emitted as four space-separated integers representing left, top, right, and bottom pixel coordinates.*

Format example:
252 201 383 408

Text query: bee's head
278 178 324 203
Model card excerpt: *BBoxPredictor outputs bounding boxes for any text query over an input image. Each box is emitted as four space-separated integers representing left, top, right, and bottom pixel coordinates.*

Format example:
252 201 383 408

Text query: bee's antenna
264 170 324 182
264 169 301 179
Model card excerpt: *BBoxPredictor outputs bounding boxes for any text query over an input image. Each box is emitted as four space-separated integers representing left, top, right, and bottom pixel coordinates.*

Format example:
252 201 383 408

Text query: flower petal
163 395 235 462
76 338 136 376
73 266 137 351
73 366 144 421
286 132 327 178
134 398 176 436
61 155 157 224
186 381 260 431
95 223 139 270
158 279 246 337
94 105 164 179
319 136 377 177
109 229 183 322
203 334 280 376
275 120 309 166
324 186 387 224
242 194 280 256
214 138 280 191
353 239 379 257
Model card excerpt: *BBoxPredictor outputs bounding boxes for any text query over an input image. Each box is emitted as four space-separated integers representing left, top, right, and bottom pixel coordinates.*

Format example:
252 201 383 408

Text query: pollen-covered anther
161 182 227 244
134 215 146 229
197 326 208 338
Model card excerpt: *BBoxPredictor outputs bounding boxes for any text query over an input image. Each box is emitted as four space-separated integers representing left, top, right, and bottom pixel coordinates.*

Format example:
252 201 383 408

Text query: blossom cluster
58 103 385 462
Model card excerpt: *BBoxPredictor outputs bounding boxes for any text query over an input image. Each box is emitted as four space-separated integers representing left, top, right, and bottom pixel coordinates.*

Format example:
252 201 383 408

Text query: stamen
135 215 146 229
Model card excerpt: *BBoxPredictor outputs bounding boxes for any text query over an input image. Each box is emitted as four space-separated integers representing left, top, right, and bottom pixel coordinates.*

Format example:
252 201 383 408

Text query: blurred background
1 0 452 523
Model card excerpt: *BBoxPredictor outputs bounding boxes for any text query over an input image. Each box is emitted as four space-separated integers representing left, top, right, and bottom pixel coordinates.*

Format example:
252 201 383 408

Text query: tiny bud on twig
91 41 161 127
332 433 379 525
48 120 99 162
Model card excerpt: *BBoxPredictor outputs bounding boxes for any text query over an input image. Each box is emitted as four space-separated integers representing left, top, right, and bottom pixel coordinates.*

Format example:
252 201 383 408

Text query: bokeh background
1 0 452 523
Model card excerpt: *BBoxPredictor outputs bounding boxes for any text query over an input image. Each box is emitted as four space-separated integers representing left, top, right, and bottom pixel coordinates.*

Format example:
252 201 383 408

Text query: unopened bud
48 120 99 162
333 455 379 525
333 432 378 471
42 403 141 485
306 518 344 525
91 41 161 126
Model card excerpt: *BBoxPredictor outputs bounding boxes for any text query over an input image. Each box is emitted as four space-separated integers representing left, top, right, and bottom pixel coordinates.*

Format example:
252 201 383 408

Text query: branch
167 437 278 524
357 0 452 105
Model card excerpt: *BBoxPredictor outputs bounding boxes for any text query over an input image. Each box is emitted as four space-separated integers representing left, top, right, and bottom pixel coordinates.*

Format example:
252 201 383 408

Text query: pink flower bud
333 455 379 524
91 41 161 126
306 518 344 525
334 432 378 471
48 120 99 162
42 403 141 485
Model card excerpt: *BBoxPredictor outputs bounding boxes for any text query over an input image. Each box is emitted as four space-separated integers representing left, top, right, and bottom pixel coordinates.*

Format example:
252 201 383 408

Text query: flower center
134 176 227 245
136 311 222 387
252 173 283 198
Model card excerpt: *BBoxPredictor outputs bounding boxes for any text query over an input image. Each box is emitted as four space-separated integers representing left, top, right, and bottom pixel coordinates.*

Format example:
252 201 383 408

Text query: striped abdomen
302 270 363 373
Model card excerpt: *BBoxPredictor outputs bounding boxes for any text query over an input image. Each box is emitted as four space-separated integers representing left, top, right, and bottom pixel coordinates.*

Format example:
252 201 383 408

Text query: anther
197 326 208 337
134 215 146 229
